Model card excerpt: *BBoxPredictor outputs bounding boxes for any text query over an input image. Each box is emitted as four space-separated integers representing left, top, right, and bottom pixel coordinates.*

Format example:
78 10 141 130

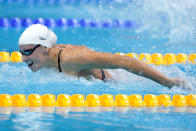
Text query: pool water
0 0 196 130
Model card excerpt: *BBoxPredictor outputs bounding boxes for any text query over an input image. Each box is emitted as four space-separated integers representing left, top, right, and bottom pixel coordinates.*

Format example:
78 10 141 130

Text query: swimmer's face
19 44 49 72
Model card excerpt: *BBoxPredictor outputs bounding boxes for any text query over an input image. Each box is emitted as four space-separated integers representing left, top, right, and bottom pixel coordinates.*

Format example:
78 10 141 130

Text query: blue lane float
0 17 139 29
1 0 132 4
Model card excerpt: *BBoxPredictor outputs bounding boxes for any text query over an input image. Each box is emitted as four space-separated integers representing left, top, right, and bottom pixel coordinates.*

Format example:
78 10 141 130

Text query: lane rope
0 94 195 107
0 17 138 28
1 0 132 4
0 51 195 65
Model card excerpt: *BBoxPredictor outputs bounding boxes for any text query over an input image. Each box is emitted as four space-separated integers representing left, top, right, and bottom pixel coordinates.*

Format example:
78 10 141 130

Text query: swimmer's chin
28 68 38 72
31 69 37 72
28 66 41 72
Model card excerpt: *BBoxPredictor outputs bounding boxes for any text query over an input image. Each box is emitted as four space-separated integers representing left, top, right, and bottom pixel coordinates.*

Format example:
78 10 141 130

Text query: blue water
0 0 196 130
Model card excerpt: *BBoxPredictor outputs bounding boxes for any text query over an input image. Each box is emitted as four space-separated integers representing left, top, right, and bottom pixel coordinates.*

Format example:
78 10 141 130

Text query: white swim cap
19 24 57 48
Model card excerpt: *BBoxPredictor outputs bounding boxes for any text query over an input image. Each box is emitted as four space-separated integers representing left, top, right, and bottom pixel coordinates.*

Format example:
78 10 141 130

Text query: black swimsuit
100 69 106 80
57 49 106 81
58 49 63 72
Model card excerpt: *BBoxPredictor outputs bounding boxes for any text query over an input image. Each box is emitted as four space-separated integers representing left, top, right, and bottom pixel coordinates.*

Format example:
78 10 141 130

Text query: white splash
130 0 196 44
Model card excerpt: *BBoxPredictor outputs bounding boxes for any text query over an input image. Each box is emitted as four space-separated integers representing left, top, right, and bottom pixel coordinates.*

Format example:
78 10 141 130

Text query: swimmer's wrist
161 78 175 89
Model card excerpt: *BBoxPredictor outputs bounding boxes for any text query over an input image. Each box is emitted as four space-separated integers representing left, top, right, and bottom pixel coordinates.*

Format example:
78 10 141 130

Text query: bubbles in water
0 63 195 95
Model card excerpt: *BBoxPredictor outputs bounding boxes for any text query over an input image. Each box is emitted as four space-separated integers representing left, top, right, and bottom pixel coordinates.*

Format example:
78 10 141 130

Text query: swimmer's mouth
26 60 33 67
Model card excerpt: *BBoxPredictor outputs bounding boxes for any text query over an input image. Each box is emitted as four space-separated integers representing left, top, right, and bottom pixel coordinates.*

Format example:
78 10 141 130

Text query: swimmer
19 24 190 90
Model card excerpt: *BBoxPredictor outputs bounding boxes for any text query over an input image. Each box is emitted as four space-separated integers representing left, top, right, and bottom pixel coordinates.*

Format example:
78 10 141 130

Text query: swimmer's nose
22 55 28 62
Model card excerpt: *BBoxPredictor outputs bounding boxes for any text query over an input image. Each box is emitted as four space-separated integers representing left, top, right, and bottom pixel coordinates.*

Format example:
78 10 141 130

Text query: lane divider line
0 94 195 107
0 51 195 65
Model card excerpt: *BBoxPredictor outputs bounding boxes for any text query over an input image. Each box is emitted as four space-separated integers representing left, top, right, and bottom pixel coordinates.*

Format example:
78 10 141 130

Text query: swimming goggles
20 44 40 56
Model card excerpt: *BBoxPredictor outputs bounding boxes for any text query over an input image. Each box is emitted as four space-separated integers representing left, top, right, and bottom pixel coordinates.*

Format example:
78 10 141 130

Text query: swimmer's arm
85 51 178 88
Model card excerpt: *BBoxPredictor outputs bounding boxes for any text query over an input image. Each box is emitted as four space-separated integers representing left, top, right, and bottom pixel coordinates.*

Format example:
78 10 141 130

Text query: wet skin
19 44 112 80
19 44 190 89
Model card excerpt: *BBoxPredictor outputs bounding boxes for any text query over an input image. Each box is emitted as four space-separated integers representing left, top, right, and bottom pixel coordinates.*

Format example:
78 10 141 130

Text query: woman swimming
19 24 189 89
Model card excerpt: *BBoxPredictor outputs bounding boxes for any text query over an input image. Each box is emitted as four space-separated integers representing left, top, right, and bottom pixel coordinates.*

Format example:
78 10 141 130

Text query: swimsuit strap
58 49 63 72
57 47 106 80
100 69 106 80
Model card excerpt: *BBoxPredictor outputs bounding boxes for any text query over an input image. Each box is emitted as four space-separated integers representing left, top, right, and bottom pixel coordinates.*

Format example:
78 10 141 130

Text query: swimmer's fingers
172 78 192 91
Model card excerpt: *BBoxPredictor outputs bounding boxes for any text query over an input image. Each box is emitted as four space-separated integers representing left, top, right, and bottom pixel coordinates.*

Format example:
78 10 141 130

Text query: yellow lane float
0 51 195 65
0 94 195 107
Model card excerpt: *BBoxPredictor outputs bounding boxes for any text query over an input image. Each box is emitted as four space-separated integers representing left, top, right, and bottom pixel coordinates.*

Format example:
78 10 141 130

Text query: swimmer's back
51 44 112 80
55 44 92 50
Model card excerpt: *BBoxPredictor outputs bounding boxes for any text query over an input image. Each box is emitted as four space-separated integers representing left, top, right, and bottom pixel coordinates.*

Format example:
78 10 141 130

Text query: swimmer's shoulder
54 44 71 48
53 44 94 63
55 44 92 51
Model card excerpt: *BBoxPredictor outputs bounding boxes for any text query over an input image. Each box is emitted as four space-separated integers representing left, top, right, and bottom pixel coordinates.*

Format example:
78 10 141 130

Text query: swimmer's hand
169 78 192 90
